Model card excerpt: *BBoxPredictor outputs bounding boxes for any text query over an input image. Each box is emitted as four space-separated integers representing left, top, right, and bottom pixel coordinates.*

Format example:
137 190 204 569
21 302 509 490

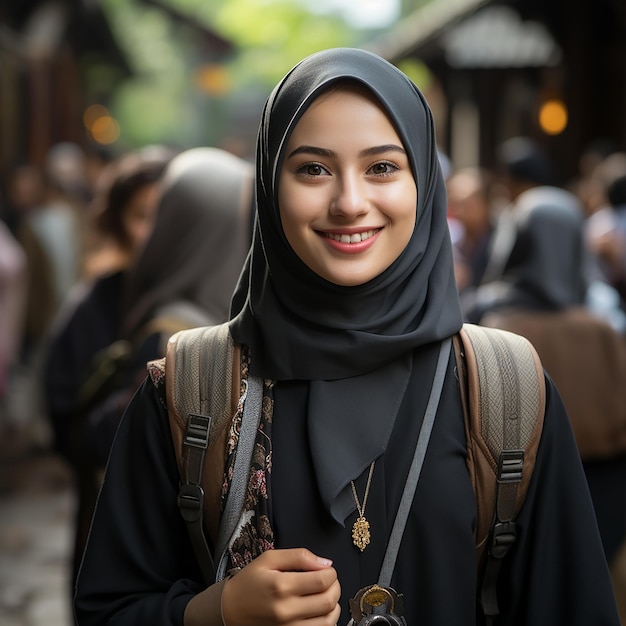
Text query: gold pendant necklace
350 461 376 552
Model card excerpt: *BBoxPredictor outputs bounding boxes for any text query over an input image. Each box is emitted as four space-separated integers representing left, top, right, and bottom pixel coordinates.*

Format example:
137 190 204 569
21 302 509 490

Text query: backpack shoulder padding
165 323 239 443
454 323 545 558
163 323 240 576
454 323 545 623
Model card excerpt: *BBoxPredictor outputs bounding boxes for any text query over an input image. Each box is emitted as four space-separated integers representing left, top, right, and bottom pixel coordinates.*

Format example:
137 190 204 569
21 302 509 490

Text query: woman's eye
296 163 326 177
369 161 399 176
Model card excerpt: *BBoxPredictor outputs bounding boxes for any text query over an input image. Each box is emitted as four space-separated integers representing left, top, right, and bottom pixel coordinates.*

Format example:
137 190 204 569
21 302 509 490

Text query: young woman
74 48 620 626
43 147 172 462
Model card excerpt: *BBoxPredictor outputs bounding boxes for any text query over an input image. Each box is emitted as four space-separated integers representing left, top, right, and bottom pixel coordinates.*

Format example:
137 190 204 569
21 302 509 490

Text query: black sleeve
499 375 621 625
42 275 122 461
74 377 206 626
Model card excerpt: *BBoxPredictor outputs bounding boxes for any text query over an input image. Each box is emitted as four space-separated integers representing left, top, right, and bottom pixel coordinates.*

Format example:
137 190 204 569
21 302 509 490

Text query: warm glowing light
91 116 120 145
194 65 230 95
539 99 568 135
83 104 110 131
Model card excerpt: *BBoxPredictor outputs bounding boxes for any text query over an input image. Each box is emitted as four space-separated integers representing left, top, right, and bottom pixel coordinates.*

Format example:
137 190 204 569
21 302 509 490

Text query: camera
347 584 407 626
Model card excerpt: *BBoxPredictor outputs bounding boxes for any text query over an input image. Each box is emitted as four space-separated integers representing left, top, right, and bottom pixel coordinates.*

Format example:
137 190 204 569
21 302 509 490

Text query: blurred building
0 0 234 172
370 0 626 183
0 0 132 170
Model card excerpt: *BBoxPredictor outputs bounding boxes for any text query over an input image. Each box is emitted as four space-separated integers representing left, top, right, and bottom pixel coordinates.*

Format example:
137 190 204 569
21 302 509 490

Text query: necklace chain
350 461 375 552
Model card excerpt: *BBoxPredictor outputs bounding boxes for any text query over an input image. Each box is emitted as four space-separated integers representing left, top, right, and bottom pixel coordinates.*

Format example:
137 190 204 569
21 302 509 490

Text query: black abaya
75 346 619 625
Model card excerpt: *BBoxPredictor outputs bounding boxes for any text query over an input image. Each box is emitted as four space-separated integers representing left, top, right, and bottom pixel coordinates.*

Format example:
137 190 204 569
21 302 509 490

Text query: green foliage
397 58 432 91
94 0 381 149
97 0 193 147
213 0 356 87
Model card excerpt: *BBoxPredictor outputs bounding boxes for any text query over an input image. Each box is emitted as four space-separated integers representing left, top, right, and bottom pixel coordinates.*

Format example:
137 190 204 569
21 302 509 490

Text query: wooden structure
0 0 132 170
369 0 626 184
0 0 235 173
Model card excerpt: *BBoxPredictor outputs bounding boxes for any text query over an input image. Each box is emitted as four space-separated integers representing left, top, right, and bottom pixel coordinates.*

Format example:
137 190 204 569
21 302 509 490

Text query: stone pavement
0 366 76 626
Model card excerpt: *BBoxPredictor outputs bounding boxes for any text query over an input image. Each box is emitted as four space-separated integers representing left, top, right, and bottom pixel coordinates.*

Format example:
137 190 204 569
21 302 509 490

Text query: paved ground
0 366 75 626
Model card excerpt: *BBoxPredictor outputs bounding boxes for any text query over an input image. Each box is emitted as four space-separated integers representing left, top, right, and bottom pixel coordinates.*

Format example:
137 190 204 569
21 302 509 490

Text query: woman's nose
329 174 368 218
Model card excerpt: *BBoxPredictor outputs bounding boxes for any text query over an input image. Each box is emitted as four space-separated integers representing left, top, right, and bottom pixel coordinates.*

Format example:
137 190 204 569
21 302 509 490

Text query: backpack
152 322 545 625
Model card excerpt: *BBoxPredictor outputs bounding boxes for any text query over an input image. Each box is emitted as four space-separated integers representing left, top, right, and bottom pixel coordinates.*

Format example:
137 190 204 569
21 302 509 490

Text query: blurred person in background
11 144 93 366
571 138 618 219
42 146 173 463
0 162 45 237
446 166 496 294
83 145 115 203
70 146 253 588
463 137 622 328
25 142 97 340
45 141 92 209
464 138 626 606
26 165 84 315
585 154 626 310
83 146 254 466
1 163 56 362
41 146 172 585
0 218 26 417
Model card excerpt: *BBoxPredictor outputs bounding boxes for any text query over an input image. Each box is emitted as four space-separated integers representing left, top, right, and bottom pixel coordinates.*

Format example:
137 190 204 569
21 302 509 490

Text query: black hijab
504 188 587 309
229 48 462 522
467 186 587 321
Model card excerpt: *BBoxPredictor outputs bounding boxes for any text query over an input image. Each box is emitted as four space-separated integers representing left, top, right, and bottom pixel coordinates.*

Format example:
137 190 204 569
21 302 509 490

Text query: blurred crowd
446 137 626 622
1 134 626 621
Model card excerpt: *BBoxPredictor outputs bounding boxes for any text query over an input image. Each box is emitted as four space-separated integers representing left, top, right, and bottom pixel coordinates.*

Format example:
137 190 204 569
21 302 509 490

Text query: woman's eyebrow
359 144 406 157
286 144 406 159
286 145 334 159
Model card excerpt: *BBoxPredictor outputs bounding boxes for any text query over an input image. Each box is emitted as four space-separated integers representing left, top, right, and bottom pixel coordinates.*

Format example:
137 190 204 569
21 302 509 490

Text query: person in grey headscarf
75 49 619 626
122 147 254 342
83 146 254 463
72 146 253 594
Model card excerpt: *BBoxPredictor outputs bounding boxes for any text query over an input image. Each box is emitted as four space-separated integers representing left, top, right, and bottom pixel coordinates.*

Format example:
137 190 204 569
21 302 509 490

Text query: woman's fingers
260 547 334 572
221 549 341 626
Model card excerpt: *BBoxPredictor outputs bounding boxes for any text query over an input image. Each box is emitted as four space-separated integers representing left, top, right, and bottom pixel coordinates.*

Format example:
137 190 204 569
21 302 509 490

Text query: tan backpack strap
165 324 235 441
454 323 545 624
164 323 239 584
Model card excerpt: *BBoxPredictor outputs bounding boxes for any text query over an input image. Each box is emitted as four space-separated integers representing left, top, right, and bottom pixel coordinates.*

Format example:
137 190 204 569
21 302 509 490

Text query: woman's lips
319 228 382 253
323 228 380 243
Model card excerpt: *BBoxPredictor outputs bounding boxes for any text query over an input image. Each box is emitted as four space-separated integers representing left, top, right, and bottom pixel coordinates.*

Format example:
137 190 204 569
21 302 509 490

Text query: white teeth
326 229 377 243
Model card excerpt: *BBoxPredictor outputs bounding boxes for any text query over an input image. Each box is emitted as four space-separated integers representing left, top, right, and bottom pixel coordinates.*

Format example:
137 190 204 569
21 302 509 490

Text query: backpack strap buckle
490 521 517 559
177 484 205 523
185 413 210 449
178 412 214 582
498 450 524 483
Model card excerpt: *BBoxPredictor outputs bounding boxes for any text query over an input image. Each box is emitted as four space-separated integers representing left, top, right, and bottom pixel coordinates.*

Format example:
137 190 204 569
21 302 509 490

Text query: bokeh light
90 115 121 144
539 99 568 135
83 104 120 144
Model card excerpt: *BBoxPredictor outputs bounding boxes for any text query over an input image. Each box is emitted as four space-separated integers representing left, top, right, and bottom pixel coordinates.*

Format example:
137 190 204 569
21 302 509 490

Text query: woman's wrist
184 579 227 626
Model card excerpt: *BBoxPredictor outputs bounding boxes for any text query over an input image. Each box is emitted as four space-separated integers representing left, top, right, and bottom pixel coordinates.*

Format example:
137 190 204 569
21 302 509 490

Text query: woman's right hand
221 548 341 626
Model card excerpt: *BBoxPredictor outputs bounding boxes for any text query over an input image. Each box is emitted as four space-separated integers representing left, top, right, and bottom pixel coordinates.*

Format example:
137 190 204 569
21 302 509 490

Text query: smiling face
278 85 418 286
